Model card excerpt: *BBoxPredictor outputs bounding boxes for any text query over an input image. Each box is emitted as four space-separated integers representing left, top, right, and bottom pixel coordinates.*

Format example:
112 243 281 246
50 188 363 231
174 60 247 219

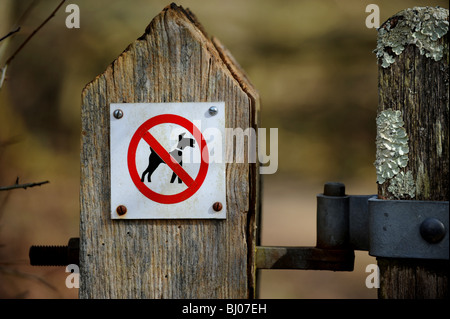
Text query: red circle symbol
127 114 209 204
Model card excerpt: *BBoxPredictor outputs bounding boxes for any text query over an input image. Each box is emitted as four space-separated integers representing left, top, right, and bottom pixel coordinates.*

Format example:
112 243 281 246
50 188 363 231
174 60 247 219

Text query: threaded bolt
29 237 79 266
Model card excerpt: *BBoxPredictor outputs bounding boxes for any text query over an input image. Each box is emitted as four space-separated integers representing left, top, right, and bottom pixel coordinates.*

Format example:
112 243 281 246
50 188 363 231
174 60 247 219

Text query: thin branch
0 135 22 149
0 188 12 220
4 0 66 66
16 0 41 27
0 265 58 291
0 180 49 191
0 65 7 89
0 27 21 43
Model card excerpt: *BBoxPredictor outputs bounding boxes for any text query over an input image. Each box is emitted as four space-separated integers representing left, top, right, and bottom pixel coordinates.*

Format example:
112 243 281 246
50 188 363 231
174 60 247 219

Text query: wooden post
80 3 260 298
375 7 449 298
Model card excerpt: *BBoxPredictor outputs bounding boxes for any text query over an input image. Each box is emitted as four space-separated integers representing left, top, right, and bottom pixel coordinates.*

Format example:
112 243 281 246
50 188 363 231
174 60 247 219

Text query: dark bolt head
323 182 346 197
116 205 127 216
212 202 223 212
420 218 446 244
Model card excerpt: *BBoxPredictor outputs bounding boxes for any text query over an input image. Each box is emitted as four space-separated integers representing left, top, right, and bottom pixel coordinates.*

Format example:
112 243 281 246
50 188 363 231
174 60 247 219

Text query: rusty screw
116 205 127 216
212 202 223 212
29 237 79 266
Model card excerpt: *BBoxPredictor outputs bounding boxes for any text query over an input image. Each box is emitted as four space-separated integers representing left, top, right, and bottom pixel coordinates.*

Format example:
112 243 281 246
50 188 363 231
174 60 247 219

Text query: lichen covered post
374 6 449 298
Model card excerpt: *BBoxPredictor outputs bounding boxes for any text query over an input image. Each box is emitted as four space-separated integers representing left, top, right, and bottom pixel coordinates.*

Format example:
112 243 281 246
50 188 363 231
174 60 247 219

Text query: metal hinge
256 182 449 271
29 184 448 269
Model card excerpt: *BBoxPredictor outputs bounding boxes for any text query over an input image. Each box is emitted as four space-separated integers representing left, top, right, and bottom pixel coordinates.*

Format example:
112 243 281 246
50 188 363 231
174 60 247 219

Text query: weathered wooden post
80 3 259 298
374 6 449 298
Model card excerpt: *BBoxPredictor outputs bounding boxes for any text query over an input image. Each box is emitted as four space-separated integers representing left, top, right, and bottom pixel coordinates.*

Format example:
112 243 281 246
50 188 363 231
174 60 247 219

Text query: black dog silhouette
140 133 195 184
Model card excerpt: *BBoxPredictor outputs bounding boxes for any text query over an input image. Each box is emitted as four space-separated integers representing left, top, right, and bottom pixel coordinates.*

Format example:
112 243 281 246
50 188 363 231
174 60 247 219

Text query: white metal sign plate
110 102 226 219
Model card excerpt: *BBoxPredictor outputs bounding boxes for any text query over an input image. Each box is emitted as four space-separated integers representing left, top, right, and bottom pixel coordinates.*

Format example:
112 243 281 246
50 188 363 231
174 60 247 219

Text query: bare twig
4 0 66 66
0 135 22 149
0 180 49 191
0 65 6 89
16 0 41 27
0 27 21 43
0 0 52 91
0 190 11 220
0 265 58 291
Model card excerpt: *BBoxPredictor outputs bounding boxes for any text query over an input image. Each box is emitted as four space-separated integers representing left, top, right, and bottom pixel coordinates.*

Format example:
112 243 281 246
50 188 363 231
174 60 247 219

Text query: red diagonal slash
142 131 195 187
127 114 209 204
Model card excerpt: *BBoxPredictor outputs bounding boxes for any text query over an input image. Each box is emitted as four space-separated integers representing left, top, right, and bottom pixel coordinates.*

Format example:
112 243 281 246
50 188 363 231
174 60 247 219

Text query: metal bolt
420 218 446 244
116 205 127 216
113 109 123 119
208 106 218 116
323 182 346 197
29 237 79 266
212 202 223 212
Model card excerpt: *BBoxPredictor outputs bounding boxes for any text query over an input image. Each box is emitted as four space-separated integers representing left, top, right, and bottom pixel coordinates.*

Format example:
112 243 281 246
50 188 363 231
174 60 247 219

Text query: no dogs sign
110 102 226 219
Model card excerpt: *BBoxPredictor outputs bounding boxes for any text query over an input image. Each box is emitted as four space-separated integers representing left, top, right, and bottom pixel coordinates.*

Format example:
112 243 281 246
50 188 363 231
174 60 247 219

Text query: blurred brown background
0 0 447 299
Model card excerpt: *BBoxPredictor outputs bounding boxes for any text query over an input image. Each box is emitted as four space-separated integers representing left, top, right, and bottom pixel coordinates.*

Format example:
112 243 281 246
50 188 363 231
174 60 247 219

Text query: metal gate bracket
255 246 354 271
369 198 449 260
255 183 449 272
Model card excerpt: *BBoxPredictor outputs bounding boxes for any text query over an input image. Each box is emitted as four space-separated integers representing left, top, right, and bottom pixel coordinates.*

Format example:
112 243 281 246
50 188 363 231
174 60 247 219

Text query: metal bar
369 199 449 260
255 246 354 271
349 195 376 251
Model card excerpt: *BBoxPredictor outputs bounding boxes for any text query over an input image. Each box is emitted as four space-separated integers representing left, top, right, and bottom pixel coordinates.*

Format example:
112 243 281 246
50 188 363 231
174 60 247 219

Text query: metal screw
323 182 346 197
208 106 218 116
420 218 446 243
113 109 123 119
116 205 127 216
212 202 223 212
29 237 79 266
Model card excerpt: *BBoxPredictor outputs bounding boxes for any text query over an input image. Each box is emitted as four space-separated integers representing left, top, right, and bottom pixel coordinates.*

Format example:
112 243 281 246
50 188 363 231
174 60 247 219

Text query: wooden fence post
80 3 260 298
375 7 449 298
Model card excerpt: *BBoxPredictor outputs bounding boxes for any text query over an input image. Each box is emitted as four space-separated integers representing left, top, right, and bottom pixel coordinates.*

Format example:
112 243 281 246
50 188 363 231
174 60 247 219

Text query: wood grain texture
376 9 449 299
80 3 259 298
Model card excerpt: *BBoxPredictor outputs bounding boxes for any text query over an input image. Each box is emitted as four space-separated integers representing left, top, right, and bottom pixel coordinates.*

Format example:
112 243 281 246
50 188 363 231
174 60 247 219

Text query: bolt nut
212 202 223 212
420 218 446 244
208 106 218 116
113 109 123 119
116 205 127 216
